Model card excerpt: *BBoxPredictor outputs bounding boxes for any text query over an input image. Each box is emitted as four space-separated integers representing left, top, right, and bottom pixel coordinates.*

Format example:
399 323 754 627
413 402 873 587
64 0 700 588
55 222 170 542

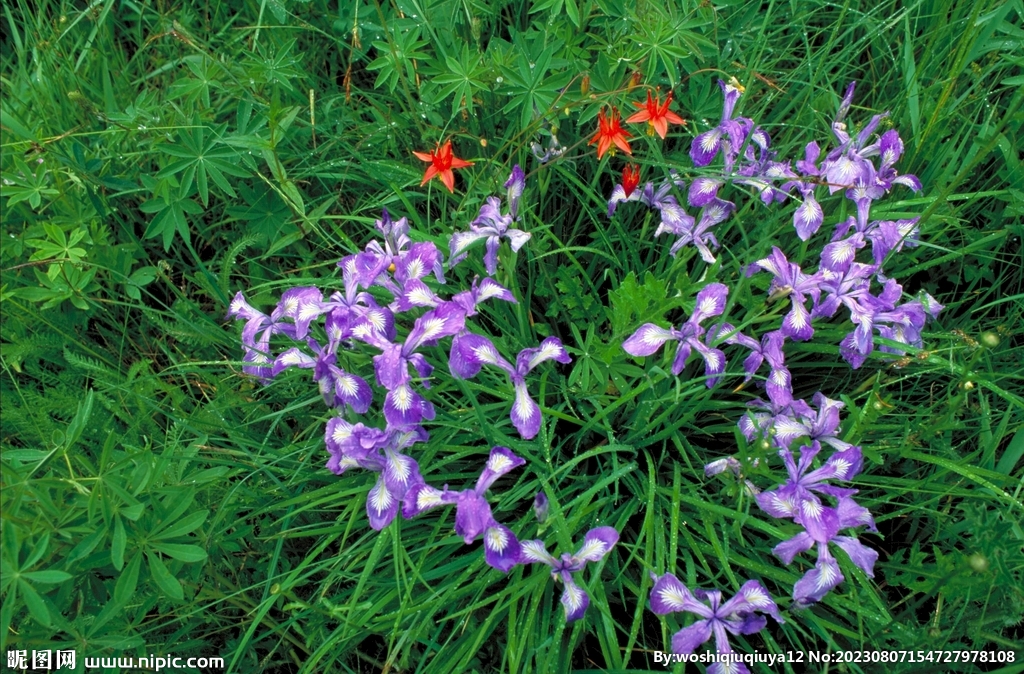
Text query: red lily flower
622 164 641 197
626 90 686 139
589 107 632 159
413 140 474 193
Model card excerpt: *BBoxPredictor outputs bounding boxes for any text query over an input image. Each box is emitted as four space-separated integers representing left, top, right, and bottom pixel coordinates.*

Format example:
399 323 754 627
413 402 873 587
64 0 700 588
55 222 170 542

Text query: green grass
1 0 1022 672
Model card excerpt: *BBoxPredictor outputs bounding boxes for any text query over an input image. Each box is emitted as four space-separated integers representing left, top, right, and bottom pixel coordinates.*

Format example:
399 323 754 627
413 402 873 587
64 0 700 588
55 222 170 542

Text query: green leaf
153 509 208 540
146 552 184 601
67 528 105 563
21 570 72 584
114 553 142 605
151 543 208 563
111 516 126 571
565 0 580 27
24 533 49 569
19 579 51 626
996 427 1024 475
125 266 157 301
121 503 145 521
609 270 672 336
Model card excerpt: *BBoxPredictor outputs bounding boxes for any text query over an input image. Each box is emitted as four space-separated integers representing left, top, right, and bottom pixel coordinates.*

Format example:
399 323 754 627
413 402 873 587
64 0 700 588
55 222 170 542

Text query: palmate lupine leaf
368 27 431 93
139 175 203 251
433 45 489 116
155 119 249 206
500 46 573 131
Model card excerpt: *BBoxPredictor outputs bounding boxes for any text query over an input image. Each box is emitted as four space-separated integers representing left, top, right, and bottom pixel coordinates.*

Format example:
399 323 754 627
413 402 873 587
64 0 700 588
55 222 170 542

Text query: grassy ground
1 0 1022 672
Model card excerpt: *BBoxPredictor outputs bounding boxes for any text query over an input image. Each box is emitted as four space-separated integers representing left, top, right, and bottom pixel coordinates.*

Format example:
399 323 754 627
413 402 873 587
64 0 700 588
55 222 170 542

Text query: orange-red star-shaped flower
622 164 641 197
413 140 474 193
589 107 632 159
626 90 686 139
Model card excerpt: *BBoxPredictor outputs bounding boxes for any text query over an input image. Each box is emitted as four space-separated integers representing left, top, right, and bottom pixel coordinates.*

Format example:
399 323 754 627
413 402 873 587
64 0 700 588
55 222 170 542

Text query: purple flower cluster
627 81 934 666
749 242 942 370
615 81 941 374
622 282 731 385
704 384 879 606
228 168 618 622
654 389 878 662
449 166 530 275
608 169 737 264
405 446 526 572
755 439 878 605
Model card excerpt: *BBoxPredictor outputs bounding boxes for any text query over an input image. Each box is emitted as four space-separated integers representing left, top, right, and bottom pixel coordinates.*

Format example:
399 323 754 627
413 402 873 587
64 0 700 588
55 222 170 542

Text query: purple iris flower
328 261 396 342
390 253 515 316
845 164 886 231
781 141 826 240
872 292 943 355
609 177 734 264
688 177 724 208
735 329 792 404
351 209 446 293
820 83 921 212
820 83 888 194
450 167 531 276
755 441 864 521
450 276 518 317
738 395 814 450
866 218 920 267
773 496 878 606
750 247 822 341
403 446 525 572
449 334 571 439
391 278 444 313
533 492 549 523
701 322 756 387
623 283 731 386
363 302 467 426
838 277 903 368
815 234 872 289
838 281 943 369
735 132 798 206
324 419 427 530
270 287 328 341
690 79 754 173
704 455 761 497
875 129 922 192
607 176 682 218
520 526 619 622
657 198 735 263
793 393 854 451
272 340 373 414
705 455 747 478
505 164 526 219
606 181 641 217
227 291 298 381
649 574 782 669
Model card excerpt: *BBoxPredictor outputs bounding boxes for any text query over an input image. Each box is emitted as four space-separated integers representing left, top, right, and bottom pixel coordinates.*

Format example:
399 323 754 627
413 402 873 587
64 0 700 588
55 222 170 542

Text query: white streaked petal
417 488 444 509
487 452 513 474
657 585 691 611
520 540 555 565
574 539 607 561
485 527 510 552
